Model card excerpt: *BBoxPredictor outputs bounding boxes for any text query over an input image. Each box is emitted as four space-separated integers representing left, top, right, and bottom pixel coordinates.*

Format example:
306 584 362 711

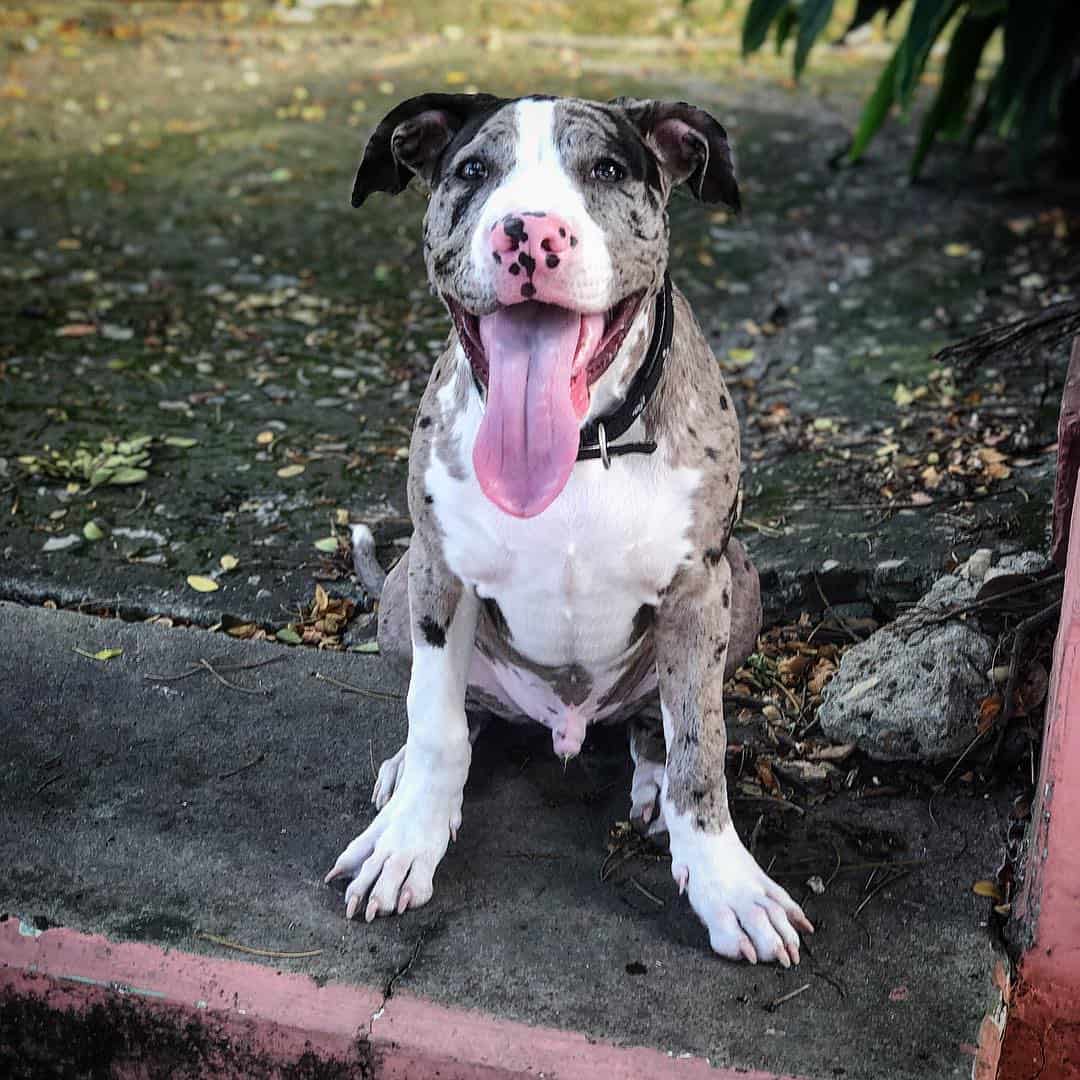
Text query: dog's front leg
656 555 813 965
326 535 477 921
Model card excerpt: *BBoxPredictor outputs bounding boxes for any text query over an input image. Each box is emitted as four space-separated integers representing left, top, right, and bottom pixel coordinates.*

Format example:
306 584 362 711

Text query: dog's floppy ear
613 98 739 211
351 92 504 208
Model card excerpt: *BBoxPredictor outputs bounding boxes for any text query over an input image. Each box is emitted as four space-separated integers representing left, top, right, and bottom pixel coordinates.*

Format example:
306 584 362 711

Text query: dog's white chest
426 365 700 676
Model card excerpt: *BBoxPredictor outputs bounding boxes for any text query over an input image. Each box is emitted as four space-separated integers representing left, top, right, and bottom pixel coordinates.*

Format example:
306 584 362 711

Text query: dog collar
576 272 672 469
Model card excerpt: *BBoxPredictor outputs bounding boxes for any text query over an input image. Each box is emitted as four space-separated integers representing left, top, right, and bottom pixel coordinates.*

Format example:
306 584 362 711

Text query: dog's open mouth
444 293 645 520
446 292 644 403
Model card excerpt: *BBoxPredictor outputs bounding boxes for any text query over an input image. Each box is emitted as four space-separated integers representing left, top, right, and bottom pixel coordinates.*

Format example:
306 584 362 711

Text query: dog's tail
350 524 386 599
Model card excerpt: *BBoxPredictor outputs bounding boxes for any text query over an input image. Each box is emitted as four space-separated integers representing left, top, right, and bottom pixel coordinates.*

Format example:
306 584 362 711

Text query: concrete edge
0 919 810 1080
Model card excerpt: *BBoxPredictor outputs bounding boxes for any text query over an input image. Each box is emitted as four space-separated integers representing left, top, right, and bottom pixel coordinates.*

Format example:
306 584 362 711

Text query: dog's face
352 93 739 518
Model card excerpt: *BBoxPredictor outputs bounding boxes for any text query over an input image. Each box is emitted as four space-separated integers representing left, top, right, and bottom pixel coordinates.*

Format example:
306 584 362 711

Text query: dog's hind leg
724 535 762 676
375 547 412 680
629 712 668 837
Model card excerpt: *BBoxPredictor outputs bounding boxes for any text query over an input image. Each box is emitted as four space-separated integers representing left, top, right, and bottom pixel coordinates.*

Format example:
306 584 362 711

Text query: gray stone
819 616 991 760
819 549 1051 761
819 568 994 761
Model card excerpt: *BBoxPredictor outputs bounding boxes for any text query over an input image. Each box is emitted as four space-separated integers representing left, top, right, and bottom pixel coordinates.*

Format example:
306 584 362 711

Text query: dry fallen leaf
972 879 1004 902
219 554 239 571
187 574 219 593
276 464 305 478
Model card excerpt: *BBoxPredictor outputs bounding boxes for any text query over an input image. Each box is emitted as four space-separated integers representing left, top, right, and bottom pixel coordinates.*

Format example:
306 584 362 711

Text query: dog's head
352 93 739 517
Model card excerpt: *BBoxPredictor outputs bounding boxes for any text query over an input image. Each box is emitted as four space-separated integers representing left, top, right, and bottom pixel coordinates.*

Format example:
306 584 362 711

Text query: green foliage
741 0 1080 179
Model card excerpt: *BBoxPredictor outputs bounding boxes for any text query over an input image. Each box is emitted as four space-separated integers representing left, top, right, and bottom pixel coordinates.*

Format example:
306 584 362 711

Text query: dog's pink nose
489 212 578 304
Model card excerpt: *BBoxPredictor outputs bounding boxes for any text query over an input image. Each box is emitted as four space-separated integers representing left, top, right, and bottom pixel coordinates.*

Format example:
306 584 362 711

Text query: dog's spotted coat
326 94 813 965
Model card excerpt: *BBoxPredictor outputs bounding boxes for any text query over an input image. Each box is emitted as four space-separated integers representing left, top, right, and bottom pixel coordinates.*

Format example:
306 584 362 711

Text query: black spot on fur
522 211 547 217
518 252 536 275
718 395 729 410
705 447 718 461
493 252 501 264
723 472 731 484
569 235 578 247
502 216 528 245
696 816 707 829
521 283 536 298
692 788 706 802
419 616 446 648
703 547 723 566
545 253 560 269
721 588 730 609
424 494 433 505
418 416 432 429
508 263 521 276
482 597 510 641
558 227 566 237
449 185 484 233
628 604 655 646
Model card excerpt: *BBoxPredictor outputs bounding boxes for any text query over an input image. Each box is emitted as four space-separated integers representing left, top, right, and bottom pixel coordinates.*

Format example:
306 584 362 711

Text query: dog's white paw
629 757 667 836
325 788 462 921
372 745 406 809
666 811 813 966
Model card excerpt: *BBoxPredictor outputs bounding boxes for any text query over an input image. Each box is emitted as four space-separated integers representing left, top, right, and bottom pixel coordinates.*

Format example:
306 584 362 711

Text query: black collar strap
576 272 672 468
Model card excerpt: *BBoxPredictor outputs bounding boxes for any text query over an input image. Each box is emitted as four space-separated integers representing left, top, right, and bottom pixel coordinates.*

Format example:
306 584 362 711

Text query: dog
326 93 813 965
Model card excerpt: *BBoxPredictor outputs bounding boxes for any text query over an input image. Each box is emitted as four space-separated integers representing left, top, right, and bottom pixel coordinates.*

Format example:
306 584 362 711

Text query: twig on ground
749 813 766 856
768 983 811 1010
628 876 665 907
989 599 1062 762
218 753 265 780
197 657 267 695
911 572 1064 632
195 931 322 959
312 671 403 701
813 573 862 645
144 655 286 683
853 870 913 917
34 772 64 795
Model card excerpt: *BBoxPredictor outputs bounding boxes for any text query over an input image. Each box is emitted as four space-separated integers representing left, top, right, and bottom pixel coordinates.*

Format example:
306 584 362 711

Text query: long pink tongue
474 304 602 518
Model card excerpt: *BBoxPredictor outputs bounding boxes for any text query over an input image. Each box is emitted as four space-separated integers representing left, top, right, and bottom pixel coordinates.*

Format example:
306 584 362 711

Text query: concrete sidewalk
1 601 1006 1078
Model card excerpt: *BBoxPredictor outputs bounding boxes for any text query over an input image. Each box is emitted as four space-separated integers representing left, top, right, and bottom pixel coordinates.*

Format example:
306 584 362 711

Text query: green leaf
774 5 796 54
742 0 789 55
794 0 836 79
847 47 900 161
895 0 960 106
83 520 105 542
313 536 339 553
910 13 997 178
844 0 903 36
107 467 149 486
276 626 303 645
163 436 199 448
74 647 123 662
351 640 380 654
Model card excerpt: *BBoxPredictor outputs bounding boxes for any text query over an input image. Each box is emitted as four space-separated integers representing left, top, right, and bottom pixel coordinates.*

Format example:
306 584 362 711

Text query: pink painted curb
0 919 809 1079
997 337 1080 1079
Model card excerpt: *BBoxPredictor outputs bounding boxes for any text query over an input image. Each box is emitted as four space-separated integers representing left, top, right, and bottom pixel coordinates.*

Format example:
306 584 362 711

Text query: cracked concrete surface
0 600 1009 1079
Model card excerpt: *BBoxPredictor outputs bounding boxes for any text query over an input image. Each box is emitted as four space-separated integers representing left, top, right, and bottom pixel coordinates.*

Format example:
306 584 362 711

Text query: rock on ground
817 550 1049 761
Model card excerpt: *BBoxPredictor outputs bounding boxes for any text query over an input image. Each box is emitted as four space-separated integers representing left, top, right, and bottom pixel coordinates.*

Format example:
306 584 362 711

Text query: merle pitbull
325 93 813 965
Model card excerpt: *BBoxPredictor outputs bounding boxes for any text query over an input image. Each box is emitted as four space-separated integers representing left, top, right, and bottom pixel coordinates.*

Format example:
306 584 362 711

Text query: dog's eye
591 158 626 183
457 158 488 182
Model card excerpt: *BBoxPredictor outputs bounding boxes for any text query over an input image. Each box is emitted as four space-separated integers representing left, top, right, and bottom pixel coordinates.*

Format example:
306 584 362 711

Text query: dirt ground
1 1 1077 631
